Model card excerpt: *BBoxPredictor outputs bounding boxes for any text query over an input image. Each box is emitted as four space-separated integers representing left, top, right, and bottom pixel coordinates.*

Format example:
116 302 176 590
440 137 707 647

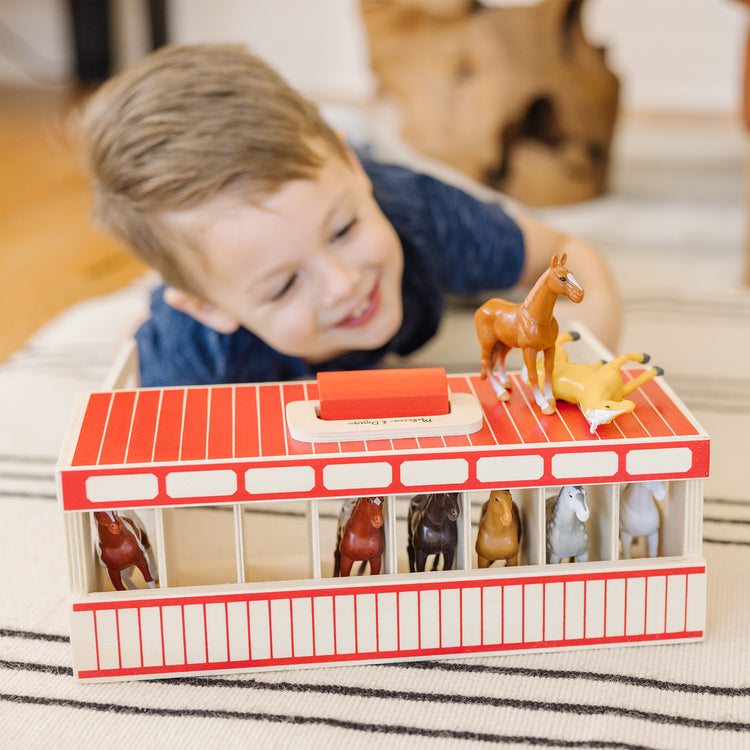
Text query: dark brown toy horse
94 511 157 591
475 489 521 568
334 496 385 577
475 253 584 414
407 492 461 572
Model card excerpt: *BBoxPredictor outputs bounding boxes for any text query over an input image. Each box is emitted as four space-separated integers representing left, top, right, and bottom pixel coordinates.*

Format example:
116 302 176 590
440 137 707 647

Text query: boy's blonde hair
77 44 348 296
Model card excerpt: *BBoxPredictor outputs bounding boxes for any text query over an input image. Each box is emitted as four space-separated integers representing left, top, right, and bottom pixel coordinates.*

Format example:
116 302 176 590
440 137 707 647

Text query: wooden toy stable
56 329 709 682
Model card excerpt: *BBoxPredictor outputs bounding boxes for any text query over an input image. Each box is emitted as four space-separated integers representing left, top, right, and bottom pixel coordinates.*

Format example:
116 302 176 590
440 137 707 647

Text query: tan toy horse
475 489 521 568
534 332 663 432
475 253 584 414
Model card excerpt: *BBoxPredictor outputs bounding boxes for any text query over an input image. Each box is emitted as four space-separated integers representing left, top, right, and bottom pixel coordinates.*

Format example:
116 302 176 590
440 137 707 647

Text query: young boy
78 44 620 387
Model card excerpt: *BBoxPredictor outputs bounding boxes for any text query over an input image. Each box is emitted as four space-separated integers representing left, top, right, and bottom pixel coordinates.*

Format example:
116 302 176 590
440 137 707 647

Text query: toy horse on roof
475 253 584 415
533 331 663 432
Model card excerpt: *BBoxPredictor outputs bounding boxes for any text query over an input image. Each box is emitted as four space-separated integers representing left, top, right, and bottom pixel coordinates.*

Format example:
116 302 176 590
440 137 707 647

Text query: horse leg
479 339 493 380
442 546 455 571
506 551 519 566
339 555 353 577
334 549 341 577
140 531 159 585
407 541 416 573
489 343 512 400
608 352 647 371
621 367 663 397
541 346 556 410
576 550 589 563
107 567 126 591
523 347 555 414
479 336 501 383
133 555 156 589
415 548 428 573
477 553 490 569
369 554 382 576
646 531 659 558
620 531 633 559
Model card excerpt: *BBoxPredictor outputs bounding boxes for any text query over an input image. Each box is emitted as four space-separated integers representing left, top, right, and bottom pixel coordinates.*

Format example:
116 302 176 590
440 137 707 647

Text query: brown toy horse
334 496 385 577
475 490 521 568
407 492 461 572
94 511 157 591
475 253 584 414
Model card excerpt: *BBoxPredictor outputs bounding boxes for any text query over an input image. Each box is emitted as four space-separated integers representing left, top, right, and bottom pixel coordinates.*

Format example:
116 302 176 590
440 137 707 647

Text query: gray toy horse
546 485 590 563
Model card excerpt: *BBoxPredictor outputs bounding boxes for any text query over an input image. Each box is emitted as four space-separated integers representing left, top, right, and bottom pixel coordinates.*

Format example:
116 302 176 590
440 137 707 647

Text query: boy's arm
515 213 622 351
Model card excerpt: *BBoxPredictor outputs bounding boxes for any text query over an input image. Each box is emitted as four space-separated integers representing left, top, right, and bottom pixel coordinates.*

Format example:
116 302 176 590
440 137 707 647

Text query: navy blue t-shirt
135 160 524 386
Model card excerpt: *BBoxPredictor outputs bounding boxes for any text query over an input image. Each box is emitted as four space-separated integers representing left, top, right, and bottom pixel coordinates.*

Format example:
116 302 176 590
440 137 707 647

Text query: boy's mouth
337 285 380 328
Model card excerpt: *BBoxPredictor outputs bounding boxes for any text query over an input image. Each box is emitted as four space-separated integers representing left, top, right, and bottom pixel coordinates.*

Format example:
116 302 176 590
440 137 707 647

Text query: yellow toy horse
534 332 663 433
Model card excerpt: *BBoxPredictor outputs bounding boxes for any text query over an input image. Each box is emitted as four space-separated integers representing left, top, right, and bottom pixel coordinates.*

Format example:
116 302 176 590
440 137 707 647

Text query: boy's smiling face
163 145 404 364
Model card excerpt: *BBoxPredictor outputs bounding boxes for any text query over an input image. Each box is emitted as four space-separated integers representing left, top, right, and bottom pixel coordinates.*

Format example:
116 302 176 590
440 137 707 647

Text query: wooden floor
0 87 146 363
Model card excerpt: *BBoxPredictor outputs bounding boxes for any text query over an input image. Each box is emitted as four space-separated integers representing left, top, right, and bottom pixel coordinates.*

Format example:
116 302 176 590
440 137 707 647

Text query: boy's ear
335 131 372 189
163 287 240 334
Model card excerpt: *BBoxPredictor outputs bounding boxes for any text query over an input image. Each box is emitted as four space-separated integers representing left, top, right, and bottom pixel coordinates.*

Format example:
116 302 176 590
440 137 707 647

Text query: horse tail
513 502 522 542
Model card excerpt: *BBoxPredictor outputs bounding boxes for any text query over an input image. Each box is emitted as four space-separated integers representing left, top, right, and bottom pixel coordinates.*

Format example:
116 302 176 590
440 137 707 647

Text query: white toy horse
619 481 666 558
546 485 590 563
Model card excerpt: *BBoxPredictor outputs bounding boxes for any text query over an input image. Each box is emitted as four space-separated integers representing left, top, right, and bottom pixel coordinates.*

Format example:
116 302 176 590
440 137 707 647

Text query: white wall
0 0 746 115
586 0 746 115
169 0 376 101
0 0 72 86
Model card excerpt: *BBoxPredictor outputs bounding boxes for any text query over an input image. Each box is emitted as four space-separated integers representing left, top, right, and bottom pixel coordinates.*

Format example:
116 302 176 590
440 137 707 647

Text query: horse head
647 481 667 502
94 511 121 535
547 253 585 304
583 399 636 433
488 489 514 526
436 492 460 522
362 496 384 529
560 485 589 522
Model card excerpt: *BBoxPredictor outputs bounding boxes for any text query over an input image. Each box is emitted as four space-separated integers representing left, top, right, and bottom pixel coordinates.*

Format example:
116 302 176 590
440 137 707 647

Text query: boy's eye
270 274 297 301
331 217 357 242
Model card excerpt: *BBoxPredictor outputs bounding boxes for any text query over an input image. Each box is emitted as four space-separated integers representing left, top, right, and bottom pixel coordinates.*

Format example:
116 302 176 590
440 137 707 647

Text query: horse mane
549 485 581 523
521 264 552 311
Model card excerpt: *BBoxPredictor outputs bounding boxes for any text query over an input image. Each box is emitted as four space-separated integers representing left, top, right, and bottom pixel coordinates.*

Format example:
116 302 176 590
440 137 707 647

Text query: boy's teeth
351 299 369 319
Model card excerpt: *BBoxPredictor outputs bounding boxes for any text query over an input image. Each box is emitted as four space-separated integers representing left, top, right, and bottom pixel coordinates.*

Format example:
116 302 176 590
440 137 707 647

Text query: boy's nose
317 251 361 306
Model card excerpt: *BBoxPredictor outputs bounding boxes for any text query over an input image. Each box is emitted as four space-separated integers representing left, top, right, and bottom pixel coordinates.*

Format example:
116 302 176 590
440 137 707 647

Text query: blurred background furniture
738 0 750 283
361 0 620 206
